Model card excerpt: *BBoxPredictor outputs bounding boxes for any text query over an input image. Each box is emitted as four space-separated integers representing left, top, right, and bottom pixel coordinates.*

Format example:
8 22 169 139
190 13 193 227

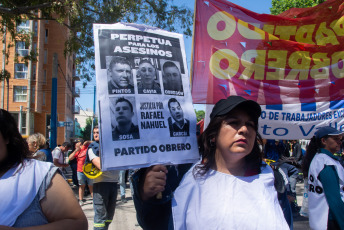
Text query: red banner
192 0 344 105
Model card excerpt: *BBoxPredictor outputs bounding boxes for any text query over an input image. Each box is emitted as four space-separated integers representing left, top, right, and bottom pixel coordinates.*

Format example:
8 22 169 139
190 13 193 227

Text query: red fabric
192 0 344 105
75 145 89 172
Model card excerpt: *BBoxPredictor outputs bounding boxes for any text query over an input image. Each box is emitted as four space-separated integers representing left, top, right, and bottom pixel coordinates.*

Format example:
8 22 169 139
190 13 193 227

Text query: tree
0 0 193 84
195 109 205 122
81 116 98 141
270 0 325 15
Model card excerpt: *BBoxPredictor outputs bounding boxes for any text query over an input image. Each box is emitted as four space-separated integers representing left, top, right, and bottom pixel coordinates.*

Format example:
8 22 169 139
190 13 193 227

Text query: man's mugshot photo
107 56 134 94
110 97 140 141
167 98 190 137
161 60 184 96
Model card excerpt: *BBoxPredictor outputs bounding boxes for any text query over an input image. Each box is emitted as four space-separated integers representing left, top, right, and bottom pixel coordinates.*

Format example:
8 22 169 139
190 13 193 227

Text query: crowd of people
1 95 344 230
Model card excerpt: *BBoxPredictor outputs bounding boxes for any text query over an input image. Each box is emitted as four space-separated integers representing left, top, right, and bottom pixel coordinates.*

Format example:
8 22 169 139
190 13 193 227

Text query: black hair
93 125 99 131
62 141 71 149
302 136 326 178
162 61 179 72
109 56 131 70
167 98 181 110
194 107 263 177
115 97 133 112
0 109 31 174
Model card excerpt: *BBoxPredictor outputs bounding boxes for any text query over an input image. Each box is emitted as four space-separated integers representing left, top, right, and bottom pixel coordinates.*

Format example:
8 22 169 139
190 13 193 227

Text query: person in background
133 96 289 229
119 170 127 203
52 142 71 171
68 139 81 188
69 140 93 206
292 139 303 165
302 126 344 230
0 109 88 229
87 126 119 230
27 133 52 162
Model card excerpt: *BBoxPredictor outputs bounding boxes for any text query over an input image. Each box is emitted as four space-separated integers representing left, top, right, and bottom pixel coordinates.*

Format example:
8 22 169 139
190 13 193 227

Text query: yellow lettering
266 50 288 80
275 26 297 40
262 25 279 40
286 51 311 80
207 11 236 41
330 16 344 36
240 50 266 80
295 24 316 44
315 22 339 45
237 20 265 40
310 53 330 79
209 49 239 79
331 51 344 79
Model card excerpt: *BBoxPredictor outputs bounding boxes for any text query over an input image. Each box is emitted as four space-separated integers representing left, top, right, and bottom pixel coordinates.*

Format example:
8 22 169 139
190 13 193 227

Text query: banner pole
189 0 198 92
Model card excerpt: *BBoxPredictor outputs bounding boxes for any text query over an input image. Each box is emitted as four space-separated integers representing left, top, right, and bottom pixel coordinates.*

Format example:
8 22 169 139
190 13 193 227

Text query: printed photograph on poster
160 59 184 96
109 96 140 141
167 98 189 137
93 23 199 171
136 58 162 94
107 56 135 94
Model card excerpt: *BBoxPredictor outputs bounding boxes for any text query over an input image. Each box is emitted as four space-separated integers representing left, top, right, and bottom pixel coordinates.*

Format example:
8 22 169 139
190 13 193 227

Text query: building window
34 21 38 36
32 64 36 81
16 20 30 33
13 86 27 102
44 49 47 64
33 42 37 56
14 63 28 79
10 112 27 135
16 41 29 57
43 69 47 84
31 86 35 102
43 92 46 105
45 29 48 43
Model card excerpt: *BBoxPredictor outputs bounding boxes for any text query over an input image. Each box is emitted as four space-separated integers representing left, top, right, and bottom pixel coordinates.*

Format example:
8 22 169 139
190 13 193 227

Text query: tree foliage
0 0 193 83
270 0 325 15
81 116 98 141
195 109 205 122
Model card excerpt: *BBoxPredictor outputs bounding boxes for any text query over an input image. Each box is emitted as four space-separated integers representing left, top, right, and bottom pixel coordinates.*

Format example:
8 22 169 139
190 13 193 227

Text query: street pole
18 105 23 134
91 85 96 140
50 53 58 149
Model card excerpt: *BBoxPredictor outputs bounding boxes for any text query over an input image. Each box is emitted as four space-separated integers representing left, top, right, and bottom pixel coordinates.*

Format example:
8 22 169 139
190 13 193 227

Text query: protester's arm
53 159 68 168
0 173 88 230
68 147 81 161
318 165 344 229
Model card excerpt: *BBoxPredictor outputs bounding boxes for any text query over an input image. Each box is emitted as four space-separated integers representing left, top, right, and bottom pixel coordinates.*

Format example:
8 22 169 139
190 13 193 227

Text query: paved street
66 168 310 230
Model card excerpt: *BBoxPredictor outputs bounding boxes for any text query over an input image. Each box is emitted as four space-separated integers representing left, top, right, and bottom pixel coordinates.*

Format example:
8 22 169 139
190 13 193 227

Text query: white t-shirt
88 148 119 183
308 152 344 230
52 147 64 167
172 162 289 230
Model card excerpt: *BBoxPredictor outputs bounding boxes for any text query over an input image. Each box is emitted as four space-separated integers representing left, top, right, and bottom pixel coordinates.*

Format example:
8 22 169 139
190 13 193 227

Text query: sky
75 0 273 113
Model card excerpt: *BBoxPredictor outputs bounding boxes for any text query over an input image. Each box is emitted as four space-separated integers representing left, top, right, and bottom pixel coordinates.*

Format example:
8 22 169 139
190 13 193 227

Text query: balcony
73 105 80 114
73 87 80 97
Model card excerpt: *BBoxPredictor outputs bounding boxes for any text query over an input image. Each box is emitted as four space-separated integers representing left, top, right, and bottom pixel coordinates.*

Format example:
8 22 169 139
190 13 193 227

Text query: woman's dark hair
194 108 263 177
0 109 31 174
302 136 325 178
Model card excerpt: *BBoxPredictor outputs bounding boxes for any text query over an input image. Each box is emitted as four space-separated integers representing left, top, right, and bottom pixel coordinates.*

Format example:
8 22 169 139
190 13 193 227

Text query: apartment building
0 18 80 144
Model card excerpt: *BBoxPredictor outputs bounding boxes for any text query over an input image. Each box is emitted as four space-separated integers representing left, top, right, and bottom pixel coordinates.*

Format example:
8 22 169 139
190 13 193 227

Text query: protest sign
193 0 344 139
93 23 199 171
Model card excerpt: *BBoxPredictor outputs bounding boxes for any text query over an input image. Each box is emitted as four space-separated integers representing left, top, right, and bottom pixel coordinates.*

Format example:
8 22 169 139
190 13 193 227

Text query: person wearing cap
132 95 289 229
302 126 344 230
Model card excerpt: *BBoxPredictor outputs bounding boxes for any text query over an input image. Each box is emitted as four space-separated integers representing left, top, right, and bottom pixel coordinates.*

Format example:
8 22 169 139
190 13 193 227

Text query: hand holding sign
141 165 168 201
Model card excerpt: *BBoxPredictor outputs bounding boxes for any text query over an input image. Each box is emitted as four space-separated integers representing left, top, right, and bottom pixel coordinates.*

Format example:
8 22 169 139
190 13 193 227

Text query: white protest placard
93 23 199 171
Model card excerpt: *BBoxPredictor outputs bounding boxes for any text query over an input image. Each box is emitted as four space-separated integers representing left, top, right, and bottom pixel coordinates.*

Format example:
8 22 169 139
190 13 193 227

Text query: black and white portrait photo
162 61 184 96
167 98 189 137
110 97 140 141
107 56 134 94
136 58 161 94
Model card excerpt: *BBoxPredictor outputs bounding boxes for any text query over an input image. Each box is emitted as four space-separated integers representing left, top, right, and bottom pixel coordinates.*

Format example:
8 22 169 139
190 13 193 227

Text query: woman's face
27 140 37 153
0 132 9 162
322 135 342 154
215 108 256 163
138 62 156 87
